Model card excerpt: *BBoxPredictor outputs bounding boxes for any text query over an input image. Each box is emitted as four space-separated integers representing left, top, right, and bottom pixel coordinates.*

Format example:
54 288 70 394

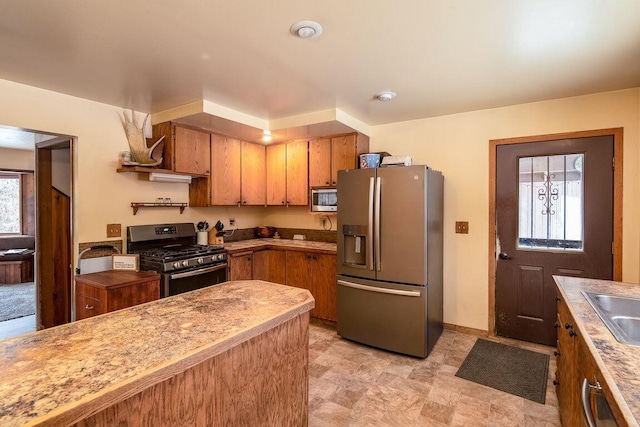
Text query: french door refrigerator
337 165 443 358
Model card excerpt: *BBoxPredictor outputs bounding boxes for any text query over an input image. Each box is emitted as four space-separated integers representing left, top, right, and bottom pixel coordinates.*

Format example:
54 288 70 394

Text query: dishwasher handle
338 280 421 297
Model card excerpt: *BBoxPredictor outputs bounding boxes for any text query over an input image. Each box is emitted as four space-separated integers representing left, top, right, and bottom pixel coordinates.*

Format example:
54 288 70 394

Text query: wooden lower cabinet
75 271 160 320
228 251 254 281
555 293 625 426
285 251 336 322
230 248 337 322
252 249 286 284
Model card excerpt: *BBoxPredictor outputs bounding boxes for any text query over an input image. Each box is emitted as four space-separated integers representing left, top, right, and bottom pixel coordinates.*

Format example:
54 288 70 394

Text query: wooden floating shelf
131 202 188 215
117 166 208 179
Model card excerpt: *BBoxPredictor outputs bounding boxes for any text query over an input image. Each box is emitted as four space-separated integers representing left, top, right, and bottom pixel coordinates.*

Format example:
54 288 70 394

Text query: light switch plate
455 221 469 234
107 223 122 238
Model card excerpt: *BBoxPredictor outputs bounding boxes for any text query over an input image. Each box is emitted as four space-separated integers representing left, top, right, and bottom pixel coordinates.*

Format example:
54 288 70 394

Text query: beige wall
370 88 640 331
0 79 266 259
0 147 34 171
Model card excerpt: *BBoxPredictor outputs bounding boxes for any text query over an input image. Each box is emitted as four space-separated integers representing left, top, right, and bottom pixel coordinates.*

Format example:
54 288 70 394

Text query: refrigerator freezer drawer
337 276 428 358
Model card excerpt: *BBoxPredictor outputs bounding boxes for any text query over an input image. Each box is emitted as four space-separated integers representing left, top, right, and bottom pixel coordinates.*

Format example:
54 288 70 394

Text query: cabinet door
229 252 253 281
266 144 287 206
241 141 266 205
253 249 286 284
331 134 357 186
75 282 106 320
286 139 309 206
173 126 211 175
308 138 332 187
311 253 337 321
285 251 310 291
211 134 241 206
556 296 578 426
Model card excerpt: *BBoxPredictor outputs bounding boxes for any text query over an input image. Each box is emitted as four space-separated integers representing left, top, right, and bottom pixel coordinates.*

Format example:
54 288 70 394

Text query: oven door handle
169 263 228 279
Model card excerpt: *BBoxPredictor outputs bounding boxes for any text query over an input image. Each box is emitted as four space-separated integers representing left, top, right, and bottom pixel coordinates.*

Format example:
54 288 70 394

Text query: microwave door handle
374 176 382 272
368 177 375 270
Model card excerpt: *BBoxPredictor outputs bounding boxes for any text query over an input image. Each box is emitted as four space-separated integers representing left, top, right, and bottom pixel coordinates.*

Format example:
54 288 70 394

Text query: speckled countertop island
224 238 336 254
0 280 314 426
555 276 640 426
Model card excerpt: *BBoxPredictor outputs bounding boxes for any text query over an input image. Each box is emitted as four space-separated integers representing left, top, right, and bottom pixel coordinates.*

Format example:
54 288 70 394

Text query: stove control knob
173 262 181 269
197 257 204 264
182 260 189 267
218 254 225 261
211 256 217 262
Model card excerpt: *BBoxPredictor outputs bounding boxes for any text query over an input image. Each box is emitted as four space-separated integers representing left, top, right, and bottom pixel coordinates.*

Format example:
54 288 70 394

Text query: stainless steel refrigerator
337 165 443 358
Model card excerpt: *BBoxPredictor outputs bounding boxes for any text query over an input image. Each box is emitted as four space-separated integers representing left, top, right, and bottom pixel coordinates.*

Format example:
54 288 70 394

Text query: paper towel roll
197 231 209 245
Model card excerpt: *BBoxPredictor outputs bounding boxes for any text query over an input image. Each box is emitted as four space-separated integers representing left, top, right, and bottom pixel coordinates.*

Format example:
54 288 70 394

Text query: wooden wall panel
74 313 309 427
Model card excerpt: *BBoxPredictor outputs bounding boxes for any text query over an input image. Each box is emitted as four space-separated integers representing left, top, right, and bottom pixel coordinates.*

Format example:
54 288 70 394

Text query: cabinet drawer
77 294 105 319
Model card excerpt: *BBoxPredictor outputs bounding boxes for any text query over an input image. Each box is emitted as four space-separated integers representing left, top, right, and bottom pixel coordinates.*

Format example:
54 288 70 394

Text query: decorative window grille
518 154 584 250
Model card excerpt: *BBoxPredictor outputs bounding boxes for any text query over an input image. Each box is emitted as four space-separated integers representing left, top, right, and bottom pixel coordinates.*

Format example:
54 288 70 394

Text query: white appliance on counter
336 165 444 358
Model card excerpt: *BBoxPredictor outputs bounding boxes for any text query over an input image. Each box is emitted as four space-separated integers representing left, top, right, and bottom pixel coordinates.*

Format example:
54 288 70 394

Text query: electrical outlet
455 221 469 234
229 218 236 226
107 223 122 238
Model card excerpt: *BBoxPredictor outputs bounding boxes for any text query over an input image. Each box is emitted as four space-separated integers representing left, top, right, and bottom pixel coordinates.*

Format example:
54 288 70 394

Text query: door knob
499 252 510 260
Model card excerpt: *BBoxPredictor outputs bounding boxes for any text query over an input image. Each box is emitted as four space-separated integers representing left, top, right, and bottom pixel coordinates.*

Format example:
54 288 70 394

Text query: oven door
162 263 228 297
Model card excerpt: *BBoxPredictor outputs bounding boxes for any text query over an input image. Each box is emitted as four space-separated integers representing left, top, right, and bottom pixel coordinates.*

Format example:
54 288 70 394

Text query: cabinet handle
325 181 330 185
554 322 560 329
85 304 94 310
554 351 560 357
332 181 336 185
553 380 559 386
555 296 560 302
281 201 285 204
243 201 247 205
581 378 601 427
569 330 577 337
565 323 573 329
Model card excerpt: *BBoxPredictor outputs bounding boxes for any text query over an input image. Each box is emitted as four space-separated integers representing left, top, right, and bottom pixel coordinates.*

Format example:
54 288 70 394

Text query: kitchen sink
583 292 640 347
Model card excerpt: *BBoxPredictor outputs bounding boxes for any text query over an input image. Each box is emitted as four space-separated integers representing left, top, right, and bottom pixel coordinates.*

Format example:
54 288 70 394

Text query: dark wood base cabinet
227 248 337 322
75 271 160 320
555 292 626 426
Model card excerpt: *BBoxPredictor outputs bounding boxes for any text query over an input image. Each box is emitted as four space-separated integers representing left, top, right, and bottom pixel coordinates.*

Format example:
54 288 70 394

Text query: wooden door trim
488 128 623 335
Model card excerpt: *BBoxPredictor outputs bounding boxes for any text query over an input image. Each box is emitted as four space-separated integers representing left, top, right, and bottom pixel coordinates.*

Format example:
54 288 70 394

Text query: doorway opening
0 125 74 339
488 128 623 345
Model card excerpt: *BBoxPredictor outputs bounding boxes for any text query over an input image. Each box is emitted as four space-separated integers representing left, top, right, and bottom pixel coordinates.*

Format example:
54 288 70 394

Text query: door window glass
518 154 583 250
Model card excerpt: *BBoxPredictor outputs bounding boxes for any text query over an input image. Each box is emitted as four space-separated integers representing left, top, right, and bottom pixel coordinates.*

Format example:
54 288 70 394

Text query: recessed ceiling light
376 91 397 102
290 21 323 39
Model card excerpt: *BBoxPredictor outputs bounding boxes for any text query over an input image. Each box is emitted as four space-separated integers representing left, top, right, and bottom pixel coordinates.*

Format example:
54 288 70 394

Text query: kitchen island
0 280 314 426
555 276 640 426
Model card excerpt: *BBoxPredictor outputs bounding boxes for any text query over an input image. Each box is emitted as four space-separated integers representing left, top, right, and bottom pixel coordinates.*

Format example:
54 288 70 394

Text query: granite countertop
224 238 337 255
554 276 640 426
0 281 314 426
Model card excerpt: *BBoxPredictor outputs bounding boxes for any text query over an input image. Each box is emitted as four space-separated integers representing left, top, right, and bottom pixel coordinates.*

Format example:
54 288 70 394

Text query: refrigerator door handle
368 176 375 270
338 280 422 297
374 176 382 271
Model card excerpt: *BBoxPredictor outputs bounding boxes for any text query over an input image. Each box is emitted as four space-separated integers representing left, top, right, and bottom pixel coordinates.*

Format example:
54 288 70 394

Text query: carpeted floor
455 338 550 404
0 282 36 322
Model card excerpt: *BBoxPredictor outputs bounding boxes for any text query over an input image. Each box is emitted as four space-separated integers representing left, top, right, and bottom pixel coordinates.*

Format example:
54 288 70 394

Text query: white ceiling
0 1 639 143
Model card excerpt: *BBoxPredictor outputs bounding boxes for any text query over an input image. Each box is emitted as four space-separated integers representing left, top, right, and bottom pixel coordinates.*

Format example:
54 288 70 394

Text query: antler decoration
122 110 164 167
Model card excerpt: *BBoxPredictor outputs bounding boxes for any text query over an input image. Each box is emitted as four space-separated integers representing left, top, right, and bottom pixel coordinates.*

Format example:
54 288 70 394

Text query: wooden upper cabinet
151 122 211 175
210 134 241 206
173 126 211 175
308 134 361 188
309 138 332 187
241 141 266 205
266 143 287 206
286 139 309 205
331 135 357 186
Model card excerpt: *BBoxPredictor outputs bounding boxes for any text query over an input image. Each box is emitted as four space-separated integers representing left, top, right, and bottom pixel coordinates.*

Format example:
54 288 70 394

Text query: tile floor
308 320 561 426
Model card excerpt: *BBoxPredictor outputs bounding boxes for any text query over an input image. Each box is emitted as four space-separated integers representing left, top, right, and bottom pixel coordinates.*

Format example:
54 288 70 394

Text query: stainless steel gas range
127 223 228 297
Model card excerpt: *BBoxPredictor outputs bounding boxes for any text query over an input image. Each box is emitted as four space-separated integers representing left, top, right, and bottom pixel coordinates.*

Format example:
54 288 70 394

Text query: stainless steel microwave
310 187 337 212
